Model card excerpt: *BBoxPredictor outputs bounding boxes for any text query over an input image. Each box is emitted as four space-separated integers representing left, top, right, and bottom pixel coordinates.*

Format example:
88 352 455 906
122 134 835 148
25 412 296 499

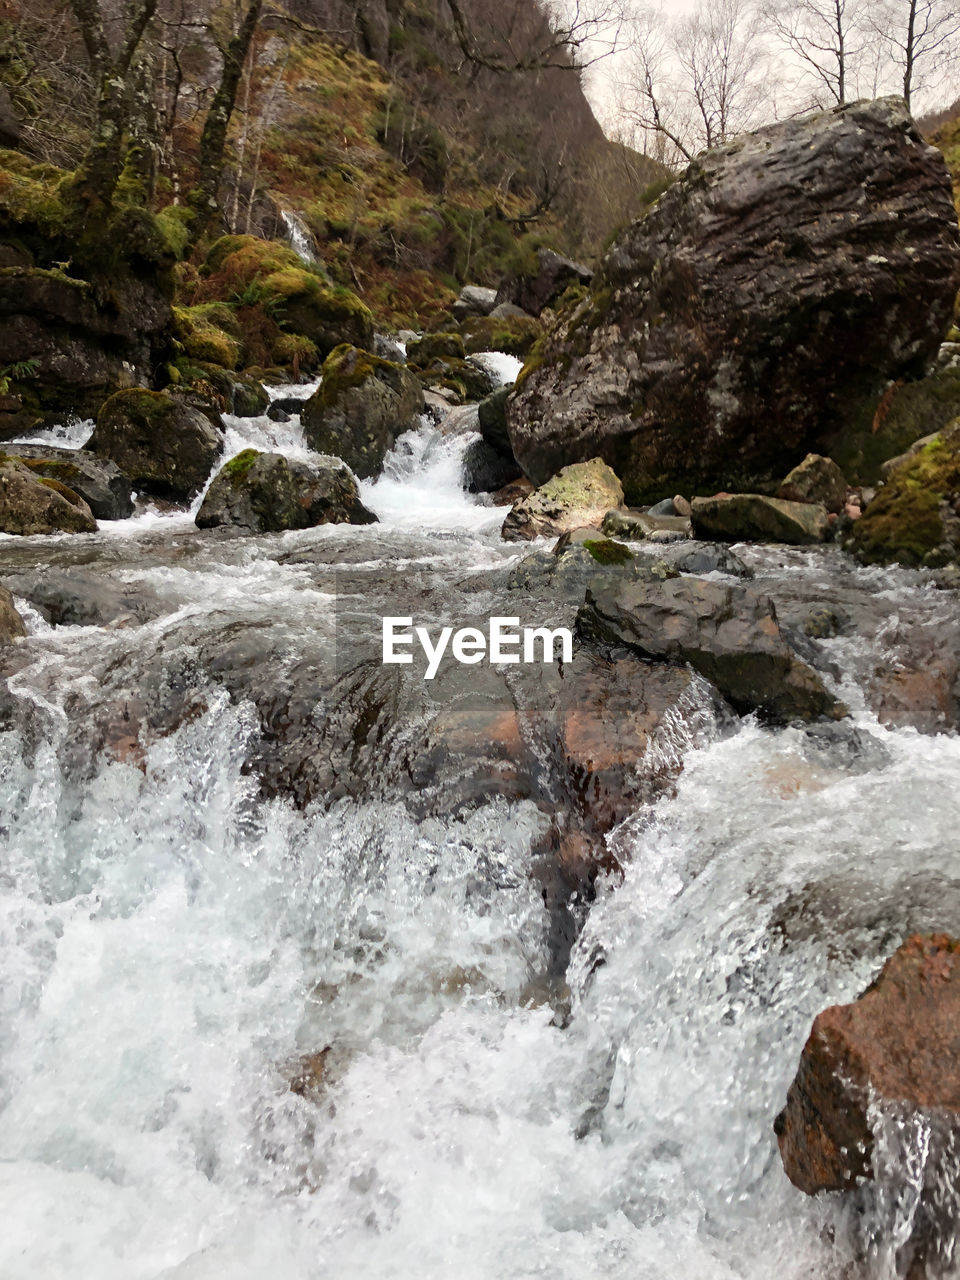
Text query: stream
1 376 960 1278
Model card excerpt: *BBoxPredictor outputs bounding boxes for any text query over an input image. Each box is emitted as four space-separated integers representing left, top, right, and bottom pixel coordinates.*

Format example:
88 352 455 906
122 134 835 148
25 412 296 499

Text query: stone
452 285 497 320
230 375 269 418
88 389 224 501
496 248 592 317
577 574 846 724
776 934 960 1198
691 494 830 544
0 457 97 534
1 445 133 519
501 458 624 542
673 494 692 518
506 99 960 503
0 584 25 643
847 420 960 567
462 437 521 494
406 332 465 365
301 344 424 479
196 450 376 532
267 396 307 420
778 453 848 514
601 508 692 540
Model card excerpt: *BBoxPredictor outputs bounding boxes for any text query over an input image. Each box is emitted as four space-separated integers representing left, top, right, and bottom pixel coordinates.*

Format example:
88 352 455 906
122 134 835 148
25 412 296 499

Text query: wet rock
196 450 376 532
506 99 960 501
602 508 692 540
372 332 406 363
691 494 830 545
452 285 497 320
267 396 307 420
847 420 960 567
872 658 960 734
490 477 534 507
0 457 97 534
406 332 465 365
776 934 960 1222
496 248 592 317
0 585 25 643
502 458 623 542
802 605 848 639
301 344 423 479
3 568 160 627
778 454 848 515
2 445 133 520
462 437 521 494
88 389 224 501
230 375 269 418
460 312 543 358
478 385 514 455
668 543 753 577
578 574 846 724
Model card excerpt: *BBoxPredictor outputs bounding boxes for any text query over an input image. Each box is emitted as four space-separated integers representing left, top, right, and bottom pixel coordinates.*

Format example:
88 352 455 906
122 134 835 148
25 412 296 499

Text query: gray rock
0 457 97 534
578 574 846 724
496 248 592 317
0 584 25 643
502 458 624 542
453 285 498 320
507 99 960 503
196 450 377 532
301 345 424 479
88 389 224 501
602 508 692 540
778 453 848 514
1 445 133 519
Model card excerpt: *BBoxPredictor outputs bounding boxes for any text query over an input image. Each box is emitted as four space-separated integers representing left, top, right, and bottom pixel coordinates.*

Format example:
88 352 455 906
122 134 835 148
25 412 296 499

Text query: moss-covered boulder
88 389 224 501
196 449 377 532
406 332 465 365
230 375 269 418
777 453 848 514
691 494 830 545
171 304 241 370
0 456 97 534
0 584 25 643
2 445 133 519
260 270 373 357
833 366 960 484
301 344 424 478
460 312 543 357
412 356 496 403
847 420 960 567
501 458 624 542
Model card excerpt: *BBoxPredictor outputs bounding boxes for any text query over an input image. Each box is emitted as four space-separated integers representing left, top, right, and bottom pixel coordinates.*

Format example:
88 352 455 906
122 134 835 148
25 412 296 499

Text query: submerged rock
776 934 960 1271
601 508 692 541
2 445 133 519
578 574 845 724
778 454 848 515
691 494 830 544
0 584 25 642
196 450 376 532
502 458 623 542
507 99 960 502
0 457 97 534
301 344 423 479
88 389 224 501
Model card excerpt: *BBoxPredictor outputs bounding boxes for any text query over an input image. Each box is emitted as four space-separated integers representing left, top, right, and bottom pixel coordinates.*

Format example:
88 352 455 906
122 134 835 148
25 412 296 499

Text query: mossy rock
846 420 960 567
88 388 224 501
196 449 377 532
172 305 241 370
831 368 960 484
460 314 543 357
0 457 97 534
406 332 465 365
271 332 320 374
412 356 495 402
231 375 269 418
301 344 424 479
260 270 373 357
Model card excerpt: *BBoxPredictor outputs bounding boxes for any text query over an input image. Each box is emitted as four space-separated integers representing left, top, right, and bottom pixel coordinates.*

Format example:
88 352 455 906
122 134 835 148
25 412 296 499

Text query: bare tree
620 0 771 164
871 0 960 108
763 0 864 105
444 0 627 73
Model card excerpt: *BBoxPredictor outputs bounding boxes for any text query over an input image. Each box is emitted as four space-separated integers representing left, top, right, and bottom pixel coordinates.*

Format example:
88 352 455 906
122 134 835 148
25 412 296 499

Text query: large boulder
87 389 224 501
506 99 960 503
847 420 960 567
501 458 623 541
691 494 831 544
0 584 25 642
0 457 97 534
195 449 377 532
2 445 133 519
301 344 424 479
496 247 592 317
776 934 960 1271
577 573 845 724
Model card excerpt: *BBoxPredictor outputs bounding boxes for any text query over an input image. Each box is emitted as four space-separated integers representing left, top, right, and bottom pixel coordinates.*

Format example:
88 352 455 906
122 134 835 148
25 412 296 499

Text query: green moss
406 332 465 364
222 448 260 485
172 305 242 369
36 475 83 503
154 205 193 260
582 538 633 565
271 332 320 372
461 314 542 357
849 425 960 566
316 343 409 405
834 368 960 484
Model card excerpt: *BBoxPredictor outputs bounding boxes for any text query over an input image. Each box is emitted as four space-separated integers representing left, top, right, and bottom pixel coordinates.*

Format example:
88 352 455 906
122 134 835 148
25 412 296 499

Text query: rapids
1 388 959 1279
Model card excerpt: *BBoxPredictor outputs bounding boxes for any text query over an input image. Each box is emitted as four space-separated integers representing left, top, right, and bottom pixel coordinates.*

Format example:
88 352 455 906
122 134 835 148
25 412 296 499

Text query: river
1 374 959 1278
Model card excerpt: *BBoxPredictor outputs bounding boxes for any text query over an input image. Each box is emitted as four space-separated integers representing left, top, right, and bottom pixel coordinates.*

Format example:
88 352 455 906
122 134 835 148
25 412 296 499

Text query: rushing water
2 388 960 1278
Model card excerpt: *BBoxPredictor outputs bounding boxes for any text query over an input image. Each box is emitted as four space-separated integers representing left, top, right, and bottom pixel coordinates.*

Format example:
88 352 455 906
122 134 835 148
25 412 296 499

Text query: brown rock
0 458 97 535
778 453 848 514
776 933 960 1196
0 585 25 643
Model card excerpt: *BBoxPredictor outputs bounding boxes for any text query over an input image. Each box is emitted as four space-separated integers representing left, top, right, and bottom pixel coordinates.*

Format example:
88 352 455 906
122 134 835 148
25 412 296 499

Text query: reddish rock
776 934 960 1196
